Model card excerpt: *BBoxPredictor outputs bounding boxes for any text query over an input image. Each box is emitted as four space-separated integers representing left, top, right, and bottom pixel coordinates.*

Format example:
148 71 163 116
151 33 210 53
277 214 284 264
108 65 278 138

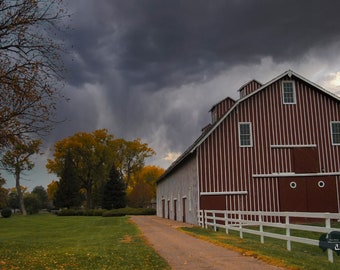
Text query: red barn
157 70 340 224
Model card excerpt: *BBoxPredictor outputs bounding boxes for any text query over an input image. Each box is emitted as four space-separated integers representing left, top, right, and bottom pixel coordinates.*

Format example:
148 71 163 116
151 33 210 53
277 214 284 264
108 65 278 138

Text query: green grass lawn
181 225 340 270
0 214 170 270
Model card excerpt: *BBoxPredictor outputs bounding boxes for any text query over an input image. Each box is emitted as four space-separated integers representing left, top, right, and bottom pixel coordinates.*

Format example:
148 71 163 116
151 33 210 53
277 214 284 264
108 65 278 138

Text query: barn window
239 122 252 147
331 122 340 145
282 81 296 104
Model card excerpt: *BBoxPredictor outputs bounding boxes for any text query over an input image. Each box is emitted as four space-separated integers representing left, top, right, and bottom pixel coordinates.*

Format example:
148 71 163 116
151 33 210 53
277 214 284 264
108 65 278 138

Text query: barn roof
157 70 340 183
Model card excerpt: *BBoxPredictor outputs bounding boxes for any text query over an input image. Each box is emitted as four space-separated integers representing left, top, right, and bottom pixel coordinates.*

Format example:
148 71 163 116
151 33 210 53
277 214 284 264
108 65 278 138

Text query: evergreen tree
31 186 48 209
102 165 126 210
54 151 82 209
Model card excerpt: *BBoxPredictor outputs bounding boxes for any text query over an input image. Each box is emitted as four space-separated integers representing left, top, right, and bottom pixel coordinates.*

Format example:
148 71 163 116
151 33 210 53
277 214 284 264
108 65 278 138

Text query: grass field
0 214 170 270
181 225 340 270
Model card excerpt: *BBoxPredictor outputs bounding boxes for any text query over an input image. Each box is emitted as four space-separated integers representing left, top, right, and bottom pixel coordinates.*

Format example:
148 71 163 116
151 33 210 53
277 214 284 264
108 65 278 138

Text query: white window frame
331 121 340 145
282 81 296 104
239 122 253 147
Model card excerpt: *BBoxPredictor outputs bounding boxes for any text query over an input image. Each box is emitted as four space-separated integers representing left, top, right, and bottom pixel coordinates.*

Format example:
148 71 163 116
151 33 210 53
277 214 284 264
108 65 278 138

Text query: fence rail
197 210 340 263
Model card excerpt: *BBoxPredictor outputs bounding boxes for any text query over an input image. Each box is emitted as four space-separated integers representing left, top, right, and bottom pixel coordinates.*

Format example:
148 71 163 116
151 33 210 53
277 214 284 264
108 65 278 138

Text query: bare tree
0 0 68 148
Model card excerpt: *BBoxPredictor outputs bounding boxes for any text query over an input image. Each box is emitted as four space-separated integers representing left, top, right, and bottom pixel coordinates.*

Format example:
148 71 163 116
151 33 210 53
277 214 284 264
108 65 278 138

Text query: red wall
198 75 340 213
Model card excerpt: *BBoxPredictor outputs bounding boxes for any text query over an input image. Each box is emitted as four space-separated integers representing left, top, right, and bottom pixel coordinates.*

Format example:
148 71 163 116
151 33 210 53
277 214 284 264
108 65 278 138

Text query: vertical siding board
264 89 271 174
211 132 216 192
222 122 226 191
208 137 212 192
203 142 208 192
325 97 332 171
226 121 231 191
222 121 227 192
232 114 237 192
295 81 302 144
330 100 335 170
218 126 223 191
215 126 223 191
217 126 222 191
259 92 266 174
268 85 275 173
201 143 204 192
301 83 310 144
226 119 231 192
315 91 324 171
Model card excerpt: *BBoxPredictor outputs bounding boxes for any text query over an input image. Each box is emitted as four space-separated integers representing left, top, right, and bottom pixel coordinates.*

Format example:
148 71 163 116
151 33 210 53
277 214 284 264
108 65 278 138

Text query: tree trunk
15 169 27 215
86 185 92 209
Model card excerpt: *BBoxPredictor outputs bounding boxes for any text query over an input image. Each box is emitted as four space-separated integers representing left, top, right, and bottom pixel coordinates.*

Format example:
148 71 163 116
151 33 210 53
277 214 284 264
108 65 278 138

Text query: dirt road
131 216 286 270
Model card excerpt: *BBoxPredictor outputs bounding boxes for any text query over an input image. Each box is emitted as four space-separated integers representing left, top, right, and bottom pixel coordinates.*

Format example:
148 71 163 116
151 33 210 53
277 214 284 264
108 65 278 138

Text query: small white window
239 122 252 147
331 122 340 145
282 81 296 104
290 181 297 189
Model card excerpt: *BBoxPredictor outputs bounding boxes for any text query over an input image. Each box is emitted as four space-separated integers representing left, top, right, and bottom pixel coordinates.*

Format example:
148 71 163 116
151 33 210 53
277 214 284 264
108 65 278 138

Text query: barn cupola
210 97 236 124
238 79 262 98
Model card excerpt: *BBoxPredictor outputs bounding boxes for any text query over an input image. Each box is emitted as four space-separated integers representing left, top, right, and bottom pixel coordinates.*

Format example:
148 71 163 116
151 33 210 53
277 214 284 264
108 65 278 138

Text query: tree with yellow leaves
47 130 156 209
128 166 164 208
47 129 115 209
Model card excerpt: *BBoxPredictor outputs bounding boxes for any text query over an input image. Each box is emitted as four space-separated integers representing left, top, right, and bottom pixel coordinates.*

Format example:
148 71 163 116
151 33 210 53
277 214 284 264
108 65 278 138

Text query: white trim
270 144 317 148
196 150 200 212
253 172 340 178
200 191 248 195
238 122 253 147
282 80 296 104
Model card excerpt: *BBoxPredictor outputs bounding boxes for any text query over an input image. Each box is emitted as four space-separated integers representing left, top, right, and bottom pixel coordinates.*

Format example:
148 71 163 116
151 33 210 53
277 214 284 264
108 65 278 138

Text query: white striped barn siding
198 75 340 213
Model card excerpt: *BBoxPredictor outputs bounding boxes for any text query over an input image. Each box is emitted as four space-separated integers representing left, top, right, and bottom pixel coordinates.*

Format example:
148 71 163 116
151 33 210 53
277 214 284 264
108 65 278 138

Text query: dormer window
282 81 296 104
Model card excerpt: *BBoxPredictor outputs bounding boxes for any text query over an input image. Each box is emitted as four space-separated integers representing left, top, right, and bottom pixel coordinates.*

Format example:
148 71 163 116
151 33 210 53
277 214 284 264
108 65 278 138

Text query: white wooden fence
198 210 340 263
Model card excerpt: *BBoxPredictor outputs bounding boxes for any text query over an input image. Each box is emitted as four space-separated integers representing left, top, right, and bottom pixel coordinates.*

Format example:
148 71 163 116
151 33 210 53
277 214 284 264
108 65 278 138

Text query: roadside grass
181 223 340 270
0 214 170 270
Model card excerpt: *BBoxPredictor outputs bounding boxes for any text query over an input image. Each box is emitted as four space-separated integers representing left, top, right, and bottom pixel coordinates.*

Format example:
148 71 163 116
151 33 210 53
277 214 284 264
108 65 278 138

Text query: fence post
259 213 264 244
326 217 334 263
239 212 243 239
204 210 208 229
213 211 217 231
225 211 229 234
199 210 203 227
285 215 291 251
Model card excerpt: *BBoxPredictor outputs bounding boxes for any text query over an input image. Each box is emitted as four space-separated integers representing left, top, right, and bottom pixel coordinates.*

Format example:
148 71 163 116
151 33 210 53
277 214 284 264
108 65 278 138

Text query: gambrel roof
157 70 340 183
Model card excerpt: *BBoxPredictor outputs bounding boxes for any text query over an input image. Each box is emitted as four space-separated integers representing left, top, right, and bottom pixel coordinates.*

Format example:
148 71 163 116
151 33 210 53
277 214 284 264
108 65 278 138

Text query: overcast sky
7 0 340 190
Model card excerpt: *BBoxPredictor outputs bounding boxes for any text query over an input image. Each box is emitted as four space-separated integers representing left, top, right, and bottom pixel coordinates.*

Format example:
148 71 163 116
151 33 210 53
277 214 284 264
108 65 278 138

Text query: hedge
55 207 156 217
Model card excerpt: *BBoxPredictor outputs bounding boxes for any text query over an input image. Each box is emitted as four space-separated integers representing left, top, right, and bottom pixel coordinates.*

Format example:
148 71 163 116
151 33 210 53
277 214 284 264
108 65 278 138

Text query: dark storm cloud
70 0 340 91
54 0 340 163
17 0 340 189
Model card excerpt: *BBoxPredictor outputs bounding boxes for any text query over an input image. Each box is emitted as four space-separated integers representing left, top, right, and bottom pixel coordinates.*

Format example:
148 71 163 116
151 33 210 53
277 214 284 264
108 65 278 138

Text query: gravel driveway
131 216 286 270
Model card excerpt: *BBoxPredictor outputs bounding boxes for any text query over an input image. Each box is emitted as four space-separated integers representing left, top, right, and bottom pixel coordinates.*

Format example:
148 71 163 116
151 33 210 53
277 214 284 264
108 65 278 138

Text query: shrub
1 208 12 218
55 207 156 217
102 207 156 217
56 209 106 216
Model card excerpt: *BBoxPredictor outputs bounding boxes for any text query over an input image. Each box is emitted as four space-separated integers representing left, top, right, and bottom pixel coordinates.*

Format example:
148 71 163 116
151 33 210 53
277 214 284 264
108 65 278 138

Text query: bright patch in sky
163 152 181 162
329 72 340 87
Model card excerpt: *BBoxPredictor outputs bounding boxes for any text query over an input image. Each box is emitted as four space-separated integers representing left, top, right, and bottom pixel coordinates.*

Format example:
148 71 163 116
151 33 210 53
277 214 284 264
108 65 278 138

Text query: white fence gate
198 210 340 263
